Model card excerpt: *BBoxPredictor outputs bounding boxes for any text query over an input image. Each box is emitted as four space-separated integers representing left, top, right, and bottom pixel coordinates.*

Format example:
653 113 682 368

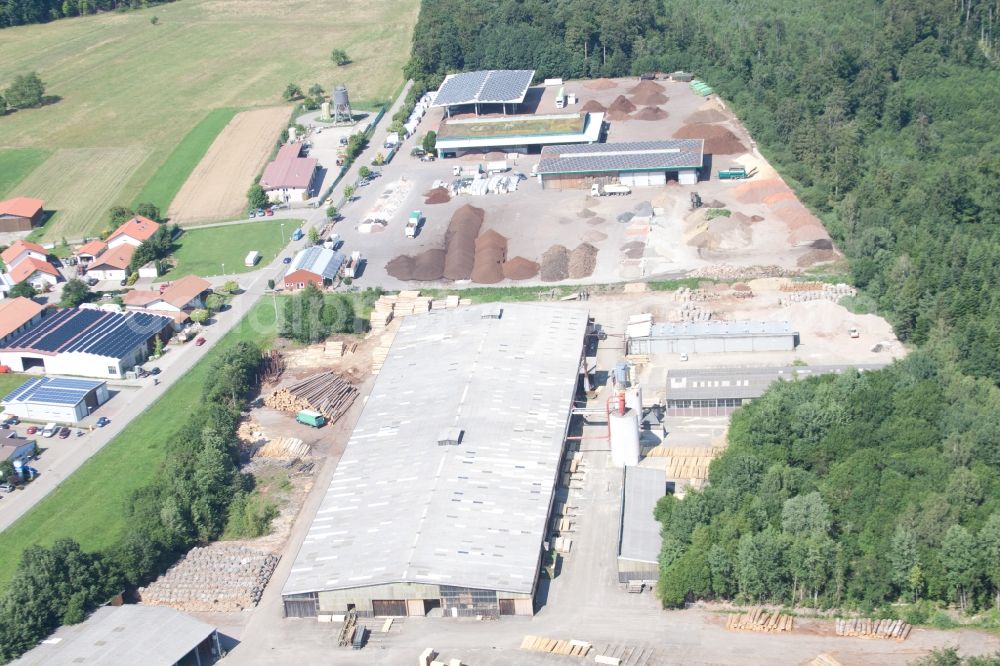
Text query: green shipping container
296 409 326 428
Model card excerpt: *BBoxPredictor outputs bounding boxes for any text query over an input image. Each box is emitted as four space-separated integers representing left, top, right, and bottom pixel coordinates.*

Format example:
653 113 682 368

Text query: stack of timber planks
725 608 794 633
368 291 472 334
809 655 843 666
835 618 911 641
520 636 591 657
265 371 358 423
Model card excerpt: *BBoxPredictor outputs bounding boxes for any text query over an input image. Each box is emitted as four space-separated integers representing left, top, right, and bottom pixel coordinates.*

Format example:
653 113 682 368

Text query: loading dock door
498 599 516 615
372 599 408 616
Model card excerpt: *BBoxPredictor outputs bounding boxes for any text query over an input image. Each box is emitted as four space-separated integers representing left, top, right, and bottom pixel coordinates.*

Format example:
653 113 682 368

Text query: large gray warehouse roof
667 363 890 401
432 70 535 107
537 140 705 175
618 466 666 564
10 605 215 666
283 303 588 597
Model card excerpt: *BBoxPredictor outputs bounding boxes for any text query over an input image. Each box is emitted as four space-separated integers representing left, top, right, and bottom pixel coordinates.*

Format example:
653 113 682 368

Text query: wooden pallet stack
265 371 358 423
835 618 911 641
726 608 794 633
520 636 591 658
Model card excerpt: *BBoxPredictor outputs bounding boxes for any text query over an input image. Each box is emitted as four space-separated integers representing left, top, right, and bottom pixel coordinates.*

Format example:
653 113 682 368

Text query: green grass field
0 300 277 589
0 0 418 241
133 107 239 212
160 219 300 281
0 149 50 197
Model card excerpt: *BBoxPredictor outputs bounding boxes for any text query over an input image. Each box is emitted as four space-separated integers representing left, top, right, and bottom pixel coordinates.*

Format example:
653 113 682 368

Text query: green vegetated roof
438 113 587 140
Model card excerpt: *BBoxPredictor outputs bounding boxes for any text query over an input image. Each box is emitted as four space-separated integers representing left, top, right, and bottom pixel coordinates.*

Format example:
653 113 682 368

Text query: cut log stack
835 618 911 641
260 350 285 384
265 371 358 424
253 437 310 459
726 608 794 633
520 636 591 658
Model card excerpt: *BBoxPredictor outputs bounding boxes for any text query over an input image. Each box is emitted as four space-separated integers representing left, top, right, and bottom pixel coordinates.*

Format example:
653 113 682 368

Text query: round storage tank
609 408 640 468
333 85 350 106
625 385 642 415
288 126 297 142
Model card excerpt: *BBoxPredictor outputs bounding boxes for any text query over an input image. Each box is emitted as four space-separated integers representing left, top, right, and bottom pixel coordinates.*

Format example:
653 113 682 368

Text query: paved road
0 83 414 535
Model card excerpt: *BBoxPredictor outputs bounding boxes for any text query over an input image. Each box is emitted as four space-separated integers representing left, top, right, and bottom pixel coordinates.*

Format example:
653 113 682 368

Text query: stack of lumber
520 636 591 657
370 292 472 332
809 655 843 666
371 331 396 375
260 350 284 384
726 608 794 633
324 340 345 358
369 299 394 334
835 618 911 641
265 371 358 423
779 281 825 292
253 437 310 459
644 446 723 481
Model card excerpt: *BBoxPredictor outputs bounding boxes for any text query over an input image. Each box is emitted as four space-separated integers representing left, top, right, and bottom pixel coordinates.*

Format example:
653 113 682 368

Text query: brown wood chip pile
630 90 669 106
471 246 506 284
503 256 539 280
634 106 669 121
584 78 617 90
443 205 485 280
474 229 508 251
424 187 451 204
674 123 747 154
608 95 637 114
540 245 570 281
580 99 607 113
412 249 446 280
606 109 633 121
569 244 598 279
629 79 667 94
685 108 728 123
385 255 414 280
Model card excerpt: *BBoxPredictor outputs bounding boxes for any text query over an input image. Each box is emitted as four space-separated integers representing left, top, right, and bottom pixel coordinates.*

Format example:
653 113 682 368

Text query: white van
42 423 58 438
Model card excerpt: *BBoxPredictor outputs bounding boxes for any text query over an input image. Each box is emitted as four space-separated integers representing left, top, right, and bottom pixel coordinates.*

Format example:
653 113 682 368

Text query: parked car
0 483 14 493
149 367 161 375
282 256 292 264
95 417 110 428
26 425 38 435
119 279 127 286
7 415 20 425
58 427 71 439
195 337 207 346
420 154 436 162
249 210 257 218
265 208 274 216
87 277 99 286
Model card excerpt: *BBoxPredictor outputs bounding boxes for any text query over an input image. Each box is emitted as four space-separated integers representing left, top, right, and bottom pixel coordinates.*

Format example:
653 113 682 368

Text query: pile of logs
726 608 794 633
265 371 358 423
259 350 284 384
835 618 911 641
520 636 591 658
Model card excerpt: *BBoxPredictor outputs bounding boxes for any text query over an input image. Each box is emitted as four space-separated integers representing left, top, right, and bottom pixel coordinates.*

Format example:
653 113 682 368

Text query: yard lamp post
280 223 286 245
221 263 225 279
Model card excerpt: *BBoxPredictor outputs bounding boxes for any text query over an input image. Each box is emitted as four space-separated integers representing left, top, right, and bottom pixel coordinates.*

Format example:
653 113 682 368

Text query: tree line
0 342 265 661
1 0 173 28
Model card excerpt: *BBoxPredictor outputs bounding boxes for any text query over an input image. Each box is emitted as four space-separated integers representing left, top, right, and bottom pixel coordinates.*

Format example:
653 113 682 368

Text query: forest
0 0 172 28
406 0 1000 615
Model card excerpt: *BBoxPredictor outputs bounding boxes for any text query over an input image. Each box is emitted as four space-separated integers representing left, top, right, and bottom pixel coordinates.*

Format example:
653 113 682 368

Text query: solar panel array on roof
2 376 105 406
0 308 170 359
432 70 535 107
537 139 705 174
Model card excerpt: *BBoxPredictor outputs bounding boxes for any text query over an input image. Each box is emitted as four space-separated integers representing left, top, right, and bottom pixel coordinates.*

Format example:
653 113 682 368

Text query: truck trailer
591 183 631 197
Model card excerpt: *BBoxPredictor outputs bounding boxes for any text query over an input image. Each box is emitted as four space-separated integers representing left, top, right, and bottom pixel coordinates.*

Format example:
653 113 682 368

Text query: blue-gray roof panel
537 139 705 174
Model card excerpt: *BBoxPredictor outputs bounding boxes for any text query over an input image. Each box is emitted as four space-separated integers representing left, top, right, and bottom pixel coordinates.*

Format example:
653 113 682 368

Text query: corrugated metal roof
282 303 588 597
285 246 345 281
639 320 795 340
617 466 666 564
666 363 891 400
537 140 704 175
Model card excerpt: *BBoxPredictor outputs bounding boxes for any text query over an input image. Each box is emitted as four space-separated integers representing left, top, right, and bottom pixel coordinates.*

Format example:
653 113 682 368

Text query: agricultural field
0 0 419 241
0 149 49 197
160 219 301 281
166 107 290 224
0 299 277 590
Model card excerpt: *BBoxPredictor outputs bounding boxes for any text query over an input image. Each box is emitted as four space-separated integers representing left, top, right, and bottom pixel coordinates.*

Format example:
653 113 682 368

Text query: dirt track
168 106 290 224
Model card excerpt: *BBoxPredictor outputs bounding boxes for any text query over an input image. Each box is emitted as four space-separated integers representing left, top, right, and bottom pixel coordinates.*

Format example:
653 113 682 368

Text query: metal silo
332 85 353 123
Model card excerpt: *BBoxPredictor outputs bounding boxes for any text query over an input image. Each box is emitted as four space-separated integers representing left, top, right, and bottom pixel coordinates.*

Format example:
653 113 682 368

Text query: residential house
1 240 47 268
84 244 135 282
9 258 60 290
261 143 319 204
107 215 159 249
74 239 108 264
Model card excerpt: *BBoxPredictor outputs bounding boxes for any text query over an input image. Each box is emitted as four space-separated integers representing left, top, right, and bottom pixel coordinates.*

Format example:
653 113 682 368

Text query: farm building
0 308 172 378
282 246 345 289
85 244 135 282
665 363 890 417
536 139 705 189
261 143 319 204
435 111 604 158
431 69 535 117
617 466 668 584
0 297 45 345
2 376 109 423
74 239 108 264
9 604 221 666
107 215 160 249
281 303 588 619
626 320 798 356
0 197 44 232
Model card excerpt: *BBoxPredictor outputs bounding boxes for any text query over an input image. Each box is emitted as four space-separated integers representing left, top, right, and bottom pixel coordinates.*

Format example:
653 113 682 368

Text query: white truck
406 211 421 238
452 164 483 178
486 160 509 175
244 250 261 267
343 251 362 278
323 233 341 250
591 183 631 197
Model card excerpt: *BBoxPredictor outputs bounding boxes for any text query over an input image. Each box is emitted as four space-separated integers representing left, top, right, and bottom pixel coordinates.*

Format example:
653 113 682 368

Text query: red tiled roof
261 144 317 191
88 244 135 270
75 239 108 257
1 240 47 265
0 197 44 219
0 297 44 340
108 216 159 244
159 275 210 309
122 290 160 307
10 257 59 283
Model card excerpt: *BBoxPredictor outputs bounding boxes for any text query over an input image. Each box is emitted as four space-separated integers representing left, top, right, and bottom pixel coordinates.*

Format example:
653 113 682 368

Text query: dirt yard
167 106 290 224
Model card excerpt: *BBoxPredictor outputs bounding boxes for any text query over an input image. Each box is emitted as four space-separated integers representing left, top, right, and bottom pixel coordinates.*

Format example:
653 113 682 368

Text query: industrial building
281 303 589 619
431 69 535 117
10 604 221 666
536 139 705 189
261 143 319 204
617 466 668 583
665 363 889 416
0 197 44 232
0 308 172 378
435 111 604 157
2 376 109 423
626 320 798 356
0 297 45 345
283 246 345 289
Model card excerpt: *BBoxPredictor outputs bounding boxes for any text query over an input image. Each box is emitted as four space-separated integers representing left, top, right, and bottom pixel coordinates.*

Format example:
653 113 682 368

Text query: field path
167 106 290 224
